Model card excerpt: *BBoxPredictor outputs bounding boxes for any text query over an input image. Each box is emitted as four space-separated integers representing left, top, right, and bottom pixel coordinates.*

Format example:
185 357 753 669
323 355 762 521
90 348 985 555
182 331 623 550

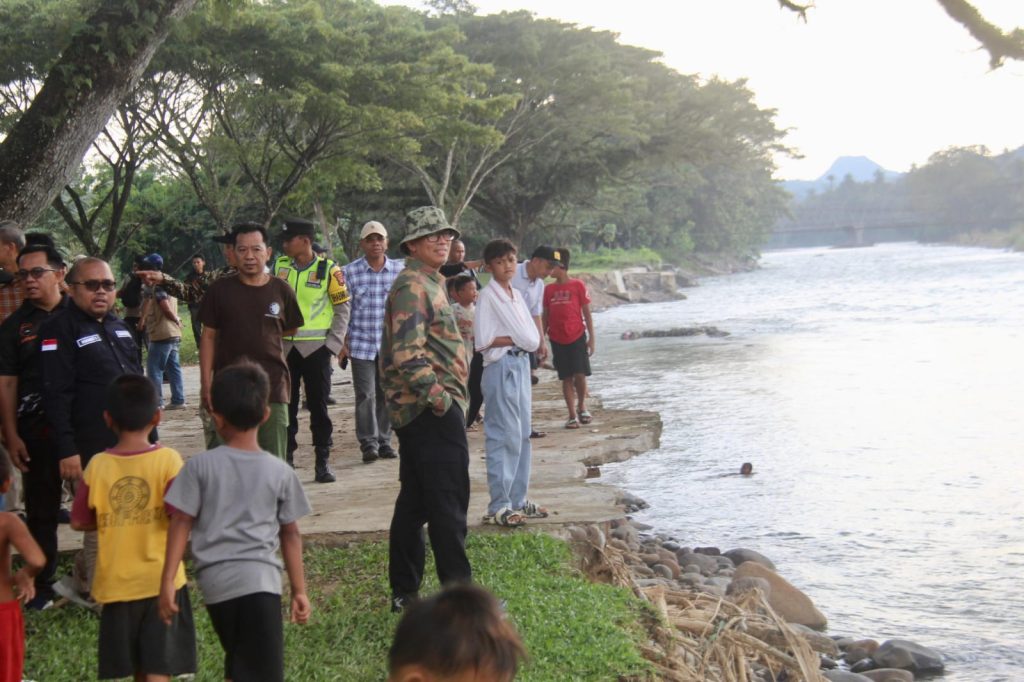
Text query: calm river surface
595 243 1024 680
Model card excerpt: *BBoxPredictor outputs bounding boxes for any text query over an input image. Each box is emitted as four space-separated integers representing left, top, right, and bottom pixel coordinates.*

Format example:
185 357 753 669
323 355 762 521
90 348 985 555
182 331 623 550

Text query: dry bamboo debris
572 527 829 682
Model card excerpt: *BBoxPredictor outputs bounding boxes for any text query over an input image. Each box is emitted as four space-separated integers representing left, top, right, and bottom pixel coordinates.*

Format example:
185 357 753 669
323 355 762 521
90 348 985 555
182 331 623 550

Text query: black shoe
391 594 417 614
362 451 379 464
57 508 71 524
325 395 337 405
378 447 398 459
315 468 336 483
25 589 56 611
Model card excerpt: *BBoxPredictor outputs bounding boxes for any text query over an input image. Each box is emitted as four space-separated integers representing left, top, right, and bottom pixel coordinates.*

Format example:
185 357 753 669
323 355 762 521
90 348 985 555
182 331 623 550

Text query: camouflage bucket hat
400 206 461 254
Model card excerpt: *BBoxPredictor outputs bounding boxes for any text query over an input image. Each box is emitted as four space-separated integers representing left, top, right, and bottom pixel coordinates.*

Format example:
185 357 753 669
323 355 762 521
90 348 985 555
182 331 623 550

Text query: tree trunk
0 0 200 225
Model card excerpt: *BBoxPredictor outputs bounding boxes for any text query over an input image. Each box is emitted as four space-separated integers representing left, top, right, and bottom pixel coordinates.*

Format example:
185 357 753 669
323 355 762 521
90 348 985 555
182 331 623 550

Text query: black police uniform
0 296 70 594
38 301 146 466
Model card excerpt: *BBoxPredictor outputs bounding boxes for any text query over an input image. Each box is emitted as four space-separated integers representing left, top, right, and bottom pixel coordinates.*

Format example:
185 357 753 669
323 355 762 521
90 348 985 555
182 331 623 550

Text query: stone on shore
723 548 776 570
732 562 828 629
676 550 718 575
789 623 840 656
823 671 874 682
726 576 772 598
860 670 915 682
871 640 944 674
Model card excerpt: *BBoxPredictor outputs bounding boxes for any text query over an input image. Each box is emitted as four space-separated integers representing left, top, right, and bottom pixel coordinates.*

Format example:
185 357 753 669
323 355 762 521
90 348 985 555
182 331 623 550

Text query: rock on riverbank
558 518 946 681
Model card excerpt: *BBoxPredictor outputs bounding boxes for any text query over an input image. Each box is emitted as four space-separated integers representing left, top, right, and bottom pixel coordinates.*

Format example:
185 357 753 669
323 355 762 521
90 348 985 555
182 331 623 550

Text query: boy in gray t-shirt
159 362 311 682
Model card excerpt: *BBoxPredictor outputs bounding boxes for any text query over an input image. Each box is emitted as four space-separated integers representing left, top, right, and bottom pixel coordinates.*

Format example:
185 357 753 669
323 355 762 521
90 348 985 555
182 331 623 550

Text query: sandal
578 410 593 425
517 501 549 518
492 507 525 527
529 430 546 439
565 418 580 430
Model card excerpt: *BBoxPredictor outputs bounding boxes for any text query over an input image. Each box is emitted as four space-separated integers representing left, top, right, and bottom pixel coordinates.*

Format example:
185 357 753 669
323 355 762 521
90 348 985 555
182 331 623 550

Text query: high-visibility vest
273 255 335 343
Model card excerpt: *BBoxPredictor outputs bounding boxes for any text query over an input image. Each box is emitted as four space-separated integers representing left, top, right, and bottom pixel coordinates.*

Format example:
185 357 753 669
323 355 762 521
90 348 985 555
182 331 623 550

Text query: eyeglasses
425 230 457 244
70 279 117 292
16 267 59 280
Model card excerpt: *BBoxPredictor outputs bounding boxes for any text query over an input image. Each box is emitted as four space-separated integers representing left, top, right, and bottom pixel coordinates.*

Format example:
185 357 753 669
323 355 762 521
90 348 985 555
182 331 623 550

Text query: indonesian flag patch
41 338 57 351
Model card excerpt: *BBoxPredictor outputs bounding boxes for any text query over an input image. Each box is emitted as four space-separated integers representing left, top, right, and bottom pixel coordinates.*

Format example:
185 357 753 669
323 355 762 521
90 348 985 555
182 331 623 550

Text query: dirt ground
58 364 661 549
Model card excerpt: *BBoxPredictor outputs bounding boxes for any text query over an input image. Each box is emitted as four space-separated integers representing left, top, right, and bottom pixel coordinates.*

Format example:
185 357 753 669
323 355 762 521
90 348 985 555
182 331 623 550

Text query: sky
390 0 1024 180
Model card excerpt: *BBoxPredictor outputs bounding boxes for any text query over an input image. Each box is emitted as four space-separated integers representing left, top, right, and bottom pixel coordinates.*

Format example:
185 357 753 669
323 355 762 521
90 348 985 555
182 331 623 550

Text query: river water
594 243 1024 680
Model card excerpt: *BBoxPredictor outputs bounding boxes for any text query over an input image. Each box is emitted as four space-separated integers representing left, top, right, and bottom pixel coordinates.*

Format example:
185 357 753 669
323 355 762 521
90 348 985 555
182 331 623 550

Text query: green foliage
570 247 663 272
785 144 1024 243
6 0 790 263
23 534 650 681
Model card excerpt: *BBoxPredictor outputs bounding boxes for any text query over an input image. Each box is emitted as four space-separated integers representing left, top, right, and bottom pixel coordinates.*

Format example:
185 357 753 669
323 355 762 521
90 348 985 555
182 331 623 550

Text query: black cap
550 247 569 269
281 218 316 239
530 245 562 266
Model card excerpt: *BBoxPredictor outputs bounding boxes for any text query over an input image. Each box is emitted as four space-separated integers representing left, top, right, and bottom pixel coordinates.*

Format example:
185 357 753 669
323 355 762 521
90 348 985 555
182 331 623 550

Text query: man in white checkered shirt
340 221 404 463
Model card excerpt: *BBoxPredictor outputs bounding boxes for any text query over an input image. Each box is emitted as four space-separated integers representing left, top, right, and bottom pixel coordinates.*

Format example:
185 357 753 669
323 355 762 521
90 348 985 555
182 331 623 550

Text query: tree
0 0 200 224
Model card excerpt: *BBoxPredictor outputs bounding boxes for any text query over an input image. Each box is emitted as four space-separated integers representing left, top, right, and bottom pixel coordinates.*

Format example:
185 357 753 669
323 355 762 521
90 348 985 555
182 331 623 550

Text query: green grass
178 308 198 366
569 247 663 273
23 533 652 681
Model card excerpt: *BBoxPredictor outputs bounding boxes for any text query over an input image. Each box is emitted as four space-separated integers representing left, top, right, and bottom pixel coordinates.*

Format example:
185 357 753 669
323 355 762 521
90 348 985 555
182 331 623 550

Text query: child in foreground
388 584 526 682
70 374 196 681
160 361 312 682
0 447 45 682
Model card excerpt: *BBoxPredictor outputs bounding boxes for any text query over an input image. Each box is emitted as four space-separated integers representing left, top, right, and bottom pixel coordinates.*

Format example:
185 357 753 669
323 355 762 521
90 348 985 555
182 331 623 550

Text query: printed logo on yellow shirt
99 476 163 528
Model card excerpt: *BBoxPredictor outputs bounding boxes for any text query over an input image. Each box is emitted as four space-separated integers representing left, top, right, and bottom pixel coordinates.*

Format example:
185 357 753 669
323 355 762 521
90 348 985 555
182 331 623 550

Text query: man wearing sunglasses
0 243 68 609
36 257 146 601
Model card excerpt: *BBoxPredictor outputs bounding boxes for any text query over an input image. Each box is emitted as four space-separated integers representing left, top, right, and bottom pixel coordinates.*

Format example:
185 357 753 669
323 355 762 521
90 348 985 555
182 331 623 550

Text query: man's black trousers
388 404 472 599
22 423 62 592
286 346 333 453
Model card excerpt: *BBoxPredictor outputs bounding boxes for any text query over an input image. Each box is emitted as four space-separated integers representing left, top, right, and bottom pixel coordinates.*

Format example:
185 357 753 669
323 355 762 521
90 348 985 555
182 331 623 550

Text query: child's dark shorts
551 335 592 380
98 586 196 679
207 591 284 682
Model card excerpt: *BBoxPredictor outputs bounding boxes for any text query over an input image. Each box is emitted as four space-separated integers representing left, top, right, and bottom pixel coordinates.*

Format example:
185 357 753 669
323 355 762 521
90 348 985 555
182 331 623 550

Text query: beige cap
360 221 387 240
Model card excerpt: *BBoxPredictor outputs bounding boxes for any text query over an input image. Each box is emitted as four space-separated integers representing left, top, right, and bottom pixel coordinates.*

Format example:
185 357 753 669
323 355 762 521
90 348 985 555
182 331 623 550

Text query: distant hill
782 156 903 200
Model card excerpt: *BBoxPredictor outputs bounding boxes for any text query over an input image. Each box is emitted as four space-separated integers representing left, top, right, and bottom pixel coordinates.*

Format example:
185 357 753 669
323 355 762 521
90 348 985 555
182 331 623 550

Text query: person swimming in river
740 462 753 475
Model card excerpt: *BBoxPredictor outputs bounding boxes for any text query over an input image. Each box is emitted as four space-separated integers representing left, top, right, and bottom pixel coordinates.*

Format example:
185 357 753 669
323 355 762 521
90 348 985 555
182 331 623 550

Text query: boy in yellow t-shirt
71 375 196 681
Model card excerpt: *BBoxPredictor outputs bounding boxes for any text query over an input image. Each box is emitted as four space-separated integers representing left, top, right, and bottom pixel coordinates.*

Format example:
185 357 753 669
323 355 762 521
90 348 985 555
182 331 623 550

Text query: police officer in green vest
275 218 351 482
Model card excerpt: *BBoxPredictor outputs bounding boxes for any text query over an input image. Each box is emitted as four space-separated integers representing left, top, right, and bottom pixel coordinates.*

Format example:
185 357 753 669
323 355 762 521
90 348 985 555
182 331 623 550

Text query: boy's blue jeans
481 352 532 515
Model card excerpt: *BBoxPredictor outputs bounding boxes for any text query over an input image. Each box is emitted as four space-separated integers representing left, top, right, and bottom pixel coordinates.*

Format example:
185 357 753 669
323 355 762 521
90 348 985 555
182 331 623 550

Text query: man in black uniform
38 256 145 600
0 243 68 609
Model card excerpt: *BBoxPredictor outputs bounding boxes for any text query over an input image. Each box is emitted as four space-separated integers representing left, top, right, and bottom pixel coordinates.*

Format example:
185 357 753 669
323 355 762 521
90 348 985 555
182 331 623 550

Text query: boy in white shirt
473 239 547 527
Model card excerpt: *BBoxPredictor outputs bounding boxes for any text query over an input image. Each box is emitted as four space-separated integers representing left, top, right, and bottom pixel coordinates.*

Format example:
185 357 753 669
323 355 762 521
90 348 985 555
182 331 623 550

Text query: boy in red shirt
542 248 595 429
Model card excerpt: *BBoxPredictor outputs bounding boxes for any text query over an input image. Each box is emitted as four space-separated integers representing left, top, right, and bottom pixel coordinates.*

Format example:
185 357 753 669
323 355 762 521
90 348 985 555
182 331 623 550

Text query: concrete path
58 364 660 548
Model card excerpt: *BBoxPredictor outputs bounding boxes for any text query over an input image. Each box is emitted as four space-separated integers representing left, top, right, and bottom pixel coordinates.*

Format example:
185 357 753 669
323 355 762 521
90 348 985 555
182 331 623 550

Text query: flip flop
565 418 580 430
530 430 547 439
578 410 593 425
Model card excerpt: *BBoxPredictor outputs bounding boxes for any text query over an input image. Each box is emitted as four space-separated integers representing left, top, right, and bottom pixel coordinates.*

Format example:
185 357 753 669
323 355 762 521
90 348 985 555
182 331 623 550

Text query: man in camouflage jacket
136 231 238 304
380 206 471 612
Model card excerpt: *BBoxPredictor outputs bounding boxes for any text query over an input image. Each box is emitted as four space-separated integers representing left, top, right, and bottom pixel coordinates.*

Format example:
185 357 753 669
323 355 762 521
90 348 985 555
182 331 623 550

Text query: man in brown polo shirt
198 223 304 459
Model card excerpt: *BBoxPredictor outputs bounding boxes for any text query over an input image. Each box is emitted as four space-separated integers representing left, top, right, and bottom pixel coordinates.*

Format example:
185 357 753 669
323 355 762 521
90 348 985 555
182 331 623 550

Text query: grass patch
570 247 663 273
23 533 651 681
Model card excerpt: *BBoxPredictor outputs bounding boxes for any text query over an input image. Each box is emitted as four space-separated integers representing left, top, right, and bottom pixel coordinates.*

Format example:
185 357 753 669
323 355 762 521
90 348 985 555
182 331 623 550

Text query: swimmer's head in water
740 463 753 475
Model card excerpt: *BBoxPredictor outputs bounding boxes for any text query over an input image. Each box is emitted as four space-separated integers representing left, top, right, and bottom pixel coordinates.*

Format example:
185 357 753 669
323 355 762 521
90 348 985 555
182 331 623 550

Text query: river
594 243 1024 680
